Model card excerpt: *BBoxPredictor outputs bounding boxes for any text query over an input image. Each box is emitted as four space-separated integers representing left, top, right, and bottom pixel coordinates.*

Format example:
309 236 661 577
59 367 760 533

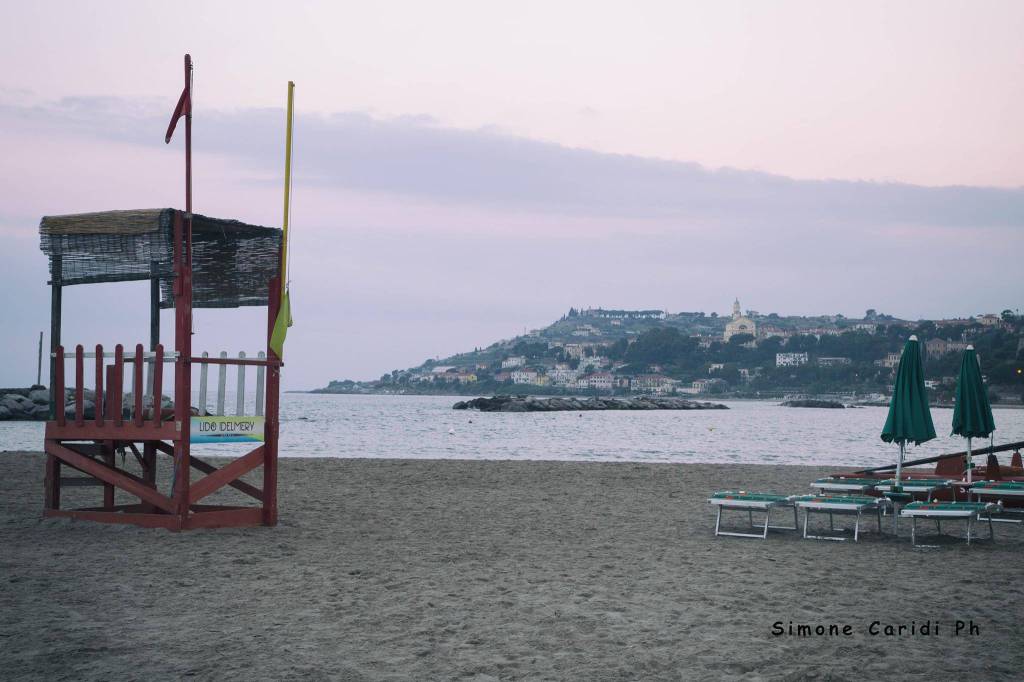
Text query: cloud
3 94 1022 229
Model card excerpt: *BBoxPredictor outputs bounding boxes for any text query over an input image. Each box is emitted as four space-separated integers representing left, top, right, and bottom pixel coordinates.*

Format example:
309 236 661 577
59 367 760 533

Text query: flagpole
281 81 294 295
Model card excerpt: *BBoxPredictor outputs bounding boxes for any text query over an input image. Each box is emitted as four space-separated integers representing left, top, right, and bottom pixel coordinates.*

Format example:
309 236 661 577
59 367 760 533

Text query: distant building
875 352 901 369
510 368 545 385
631 374 676 395
572 324 601 337
925 338 969 357
708 363 725 374
584 308 666 320
430 366 456 374
501 356 527 369
579 355 609 371
577 372 613 391
776 352 809 367
976 313 1001 327
758 325 793 339
851 323 877 334
817 357 852 367
692 378 727 393
724 298 757 341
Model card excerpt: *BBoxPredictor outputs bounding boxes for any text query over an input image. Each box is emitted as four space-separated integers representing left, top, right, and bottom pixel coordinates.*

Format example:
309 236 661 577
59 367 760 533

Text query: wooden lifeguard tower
39 55 293 530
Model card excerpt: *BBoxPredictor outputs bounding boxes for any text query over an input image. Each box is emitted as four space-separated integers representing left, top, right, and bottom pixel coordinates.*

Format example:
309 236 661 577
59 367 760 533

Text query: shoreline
3 452 1023 680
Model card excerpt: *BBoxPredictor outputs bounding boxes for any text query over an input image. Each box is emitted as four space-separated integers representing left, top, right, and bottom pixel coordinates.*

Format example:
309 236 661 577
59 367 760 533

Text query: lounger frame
709 498 798 540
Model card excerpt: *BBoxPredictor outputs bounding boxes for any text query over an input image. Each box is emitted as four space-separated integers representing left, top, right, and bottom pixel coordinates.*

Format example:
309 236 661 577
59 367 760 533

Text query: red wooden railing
52 343 168 427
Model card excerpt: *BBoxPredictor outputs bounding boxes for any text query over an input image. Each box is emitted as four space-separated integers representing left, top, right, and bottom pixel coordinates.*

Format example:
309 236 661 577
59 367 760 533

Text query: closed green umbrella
881 335 936 489
951 345 995 483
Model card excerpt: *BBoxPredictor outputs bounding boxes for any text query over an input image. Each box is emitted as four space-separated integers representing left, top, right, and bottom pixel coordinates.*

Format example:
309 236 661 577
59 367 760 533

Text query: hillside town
316 300 1024 403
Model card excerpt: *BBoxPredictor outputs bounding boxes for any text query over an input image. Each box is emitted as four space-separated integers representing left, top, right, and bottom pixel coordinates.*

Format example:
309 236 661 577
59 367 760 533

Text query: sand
2 452 1023 681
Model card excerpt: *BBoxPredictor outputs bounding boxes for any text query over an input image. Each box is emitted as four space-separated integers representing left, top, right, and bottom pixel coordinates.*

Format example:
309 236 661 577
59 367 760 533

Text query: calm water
3 394 1022 468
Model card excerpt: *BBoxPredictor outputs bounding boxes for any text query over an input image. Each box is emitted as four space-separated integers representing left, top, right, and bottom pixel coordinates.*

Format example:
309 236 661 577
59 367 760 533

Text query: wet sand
2 452 1023 680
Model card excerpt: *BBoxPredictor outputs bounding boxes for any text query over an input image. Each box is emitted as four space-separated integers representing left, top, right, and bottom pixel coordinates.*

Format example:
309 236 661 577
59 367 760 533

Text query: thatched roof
40 209 282 309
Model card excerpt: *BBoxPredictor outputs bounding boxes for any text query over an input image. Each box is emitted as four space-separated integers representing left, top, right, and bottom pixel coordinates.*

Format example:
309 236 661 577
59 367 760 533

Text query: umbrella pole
895 442 904 488
966 437 972 484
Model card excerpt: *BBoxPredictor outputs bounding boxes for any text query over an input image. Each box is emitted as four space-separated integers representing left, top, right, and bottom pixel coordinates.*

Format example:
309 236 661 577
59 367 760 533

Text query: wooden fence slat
236 351 246 416
216 351 227 416
113 345 124 426
198 351 209 416
152 345 164 425
255 352 265 417
134 343 144 427
94 344 104 427
74 345 84 426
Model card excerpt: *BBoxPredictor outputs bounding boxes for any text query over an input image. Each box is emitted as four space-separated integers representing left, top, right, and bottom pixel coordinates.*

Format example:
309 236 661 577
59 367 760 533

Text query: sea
2 394 1022 468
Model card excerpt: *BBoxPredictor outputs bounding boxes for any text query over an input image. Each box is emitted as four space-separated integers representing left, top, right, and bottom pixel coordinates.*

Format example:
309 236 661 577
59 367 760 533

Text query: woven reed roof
40 209 281 309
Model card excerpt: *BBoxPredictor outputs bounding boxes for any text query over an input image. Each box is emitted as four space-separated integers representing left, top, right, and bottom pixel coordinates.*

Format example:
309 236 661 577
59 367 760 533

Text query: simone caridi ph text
771 620 980 638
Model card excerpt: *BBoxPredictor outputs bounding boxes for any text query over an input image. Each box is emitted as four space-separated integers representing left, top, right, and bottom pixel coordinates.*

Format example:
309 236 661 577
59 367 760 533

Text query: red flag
164 86 191 144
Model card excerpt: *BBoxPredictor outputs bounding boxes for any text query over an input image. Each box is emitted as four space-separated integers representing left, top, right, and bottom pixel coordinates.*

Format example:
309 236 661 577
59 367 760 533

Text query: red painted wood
74 345 84 426
103 445 115 508
45 421 179 441
54 345 65 426
263 275 281 526
152 344 164 425
113 344 124 427
184 507 263 530
134 343 144 427
94 344 104 427
189 446 265 504
184 455 264 501
172 210 193 522
105 365 115 424
46 442 177 513
44 453 60 510
44 509 180 530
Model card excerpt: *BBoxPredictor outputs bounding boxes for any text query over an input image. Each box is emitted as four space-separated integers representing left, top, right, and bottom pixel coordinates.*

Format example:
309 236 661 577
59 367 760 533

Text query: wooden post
49 255 62 419
134 344 144 427
37 331 43 386
263 276 281 526
148 260 160 411
74 345 84 426
172 211 193 526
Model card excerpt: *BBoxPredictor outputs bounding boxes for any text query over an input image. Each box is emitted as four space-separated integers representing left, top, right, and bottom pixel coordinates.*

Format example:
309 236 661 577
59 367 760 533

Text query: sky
0 0 1022 388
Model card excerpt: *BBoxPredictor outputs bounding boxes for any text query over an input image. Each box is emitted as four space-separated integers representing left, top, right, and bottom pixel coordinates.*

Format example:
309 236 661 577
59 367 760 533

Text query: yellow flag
270 289 292 358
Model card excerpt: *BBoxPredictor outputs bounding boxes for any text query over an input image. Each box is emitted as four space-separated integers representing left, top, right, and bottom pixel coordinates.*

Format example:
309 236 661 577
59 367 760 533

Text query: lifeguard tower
38 55 293 530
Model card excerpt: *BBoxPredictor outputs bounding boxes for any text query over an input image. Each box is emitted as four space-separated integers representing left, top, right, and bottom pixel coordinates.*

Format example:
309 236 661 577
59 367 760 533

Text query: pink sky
0 1 1021 387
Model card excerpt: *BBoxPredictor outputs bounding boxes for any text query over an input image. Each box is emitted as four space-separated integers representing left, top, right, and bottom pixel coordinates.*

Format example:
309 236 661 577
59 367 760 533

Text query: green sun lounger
873 479 954 501
811 477 882 493
792 495 890 542
900 501 1003 546
966 482 1024 524
708 491 798 539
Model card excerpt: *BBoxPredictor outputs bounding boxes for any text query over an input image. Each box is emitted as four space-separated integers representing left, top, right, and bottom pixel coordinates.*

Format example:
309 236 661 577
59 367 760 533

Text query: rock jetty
453 395 728 412
0 386 173 421
780 399 845 409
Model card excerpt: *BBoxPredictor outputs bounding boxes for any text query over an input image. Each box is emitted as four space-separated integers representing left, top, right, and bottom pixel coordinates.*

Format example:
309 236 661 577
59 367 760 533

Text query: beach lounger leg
911 516 917 546
988 513 994 541
793 505 798 531
936 519 942 535
748 509 753 527
854 511 861 542
714 506 722 537
828 512 834 531
966 515 972 545
802 509 809 540
762 509 770 539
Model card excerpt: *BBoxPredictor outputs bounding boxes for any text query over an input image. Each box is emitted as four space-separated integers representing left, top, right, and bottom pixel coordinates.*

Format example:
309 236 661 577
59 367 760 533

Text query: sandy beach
2 452 1023 681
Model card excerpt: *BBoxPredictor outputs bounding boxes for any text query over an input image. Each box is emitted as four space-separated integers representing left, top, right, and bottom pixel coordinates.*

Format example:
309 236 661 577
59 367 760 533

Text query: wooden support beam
49 254 61 420
188 454 264 501
74 345 84 426
94 344 104 427
184 507 263 530
133 343 144 427
45 421 178 441
44 508 180 530
188 446 264 504
46 442 176 513
60 477 106 487
45 454 60 510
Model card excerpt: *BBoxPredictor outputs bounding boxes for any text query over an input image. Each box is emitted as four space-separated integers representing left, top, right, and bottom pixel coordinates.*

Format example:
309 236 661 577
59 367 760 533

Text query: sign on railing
191 415 265 443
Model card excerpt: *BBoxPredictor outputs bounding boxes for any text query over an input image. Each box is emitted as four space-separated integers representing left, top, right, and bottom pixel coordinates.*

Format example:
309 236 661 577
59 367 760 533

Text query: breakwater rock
780 399 845 409
453 396 729 412
0 386 173 421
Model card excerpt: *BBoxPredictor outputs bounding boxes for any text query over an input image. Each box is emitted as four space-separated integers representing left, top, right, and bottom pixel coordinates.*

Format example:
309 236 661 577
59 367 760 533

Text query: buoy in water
448 428 455 435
